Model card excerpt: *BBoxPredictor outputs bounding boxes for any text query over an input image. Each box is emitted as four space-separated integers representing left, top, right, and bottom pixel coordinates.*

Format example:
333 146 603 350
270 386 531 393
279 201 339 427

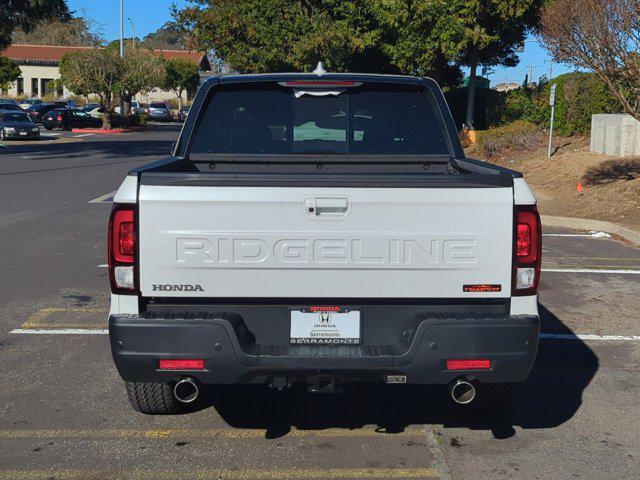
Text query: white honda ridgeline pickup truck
108 72 541 414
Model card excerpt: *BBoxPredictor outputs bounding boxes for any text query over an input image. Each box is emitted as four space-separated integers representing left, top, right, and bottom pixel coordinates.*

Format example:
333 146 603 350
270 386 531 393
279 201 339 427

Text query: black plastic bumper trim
109 313 539 385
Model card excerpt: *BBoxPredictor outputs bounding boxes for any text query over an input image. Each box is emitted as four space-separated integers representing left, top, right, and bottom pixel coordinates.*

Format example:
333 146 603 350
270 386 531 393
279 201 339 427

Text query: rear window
189 83 450 156
2 112 31 122
150 102 166 108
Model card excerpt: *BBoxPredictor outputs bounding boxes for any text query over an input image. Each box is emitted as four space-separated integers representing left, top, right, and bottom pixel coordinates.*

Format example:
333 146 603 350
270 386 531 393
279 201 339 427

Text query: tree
0 0 70 49
374 1 464 86
11 14 104 46
172 0 395 74
60 48 121 129
163 58 200 108
0 56 21 92
540 0 640 121
113 43 166 115
172 0 544 94
435 0 544 128
142 21 185 50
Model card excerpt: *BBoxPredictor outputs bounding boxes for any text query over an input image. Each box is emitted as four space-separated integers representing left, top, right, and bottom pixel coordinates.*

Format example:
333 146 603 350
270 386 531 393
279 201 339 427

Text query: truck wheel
125 381 182 415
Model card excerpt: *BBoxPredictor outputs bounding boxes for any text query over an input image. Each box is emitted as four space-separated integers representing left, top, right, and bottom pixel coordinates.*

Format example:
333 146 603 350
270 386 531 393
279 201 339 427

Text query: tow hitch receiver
307 374 344 393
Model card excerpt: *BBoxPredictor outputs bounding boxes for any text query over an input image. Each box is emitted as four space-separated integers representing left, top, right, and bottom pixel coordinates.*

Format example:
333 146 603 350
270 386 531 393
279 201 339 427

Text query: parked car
147 101 172 121
25 103 58 124
114 101 147 115
108 72 542 414
18 98 43 109
85 106 106 119
53 99 79 109
177 105 190 122
42 108 102 130
82 103 101 113
0 98 18 105
0 103 25 112
0 111 40 140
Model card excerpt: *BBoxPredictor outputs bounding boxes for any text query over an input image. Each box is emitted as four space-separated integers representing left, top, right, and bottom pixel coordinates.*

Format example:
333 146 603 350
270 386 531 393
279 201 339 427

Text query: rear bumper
2 131 39 139
109 313 539 385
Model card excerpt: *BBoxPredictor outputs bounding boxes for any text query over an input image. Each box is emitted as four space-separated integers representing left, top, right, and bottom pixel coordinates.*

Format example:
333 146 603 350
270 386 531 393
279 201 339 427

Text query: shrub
476 120 545 159
110 114 144 128
484 72 622 136
544 72 621 135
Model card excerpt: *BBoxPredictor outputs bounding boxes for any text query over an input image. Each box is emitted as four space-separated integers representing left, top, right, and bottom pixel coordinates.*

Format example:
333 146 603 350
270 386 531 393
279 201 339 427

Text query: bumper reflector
158 359 205 371
446 359 491 371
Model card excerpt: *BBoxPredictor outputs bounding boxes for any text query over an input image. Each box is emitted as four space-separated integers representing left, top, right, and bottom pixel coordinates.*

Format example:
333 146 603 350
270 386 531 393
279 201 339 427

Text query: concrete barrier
591 114 640 157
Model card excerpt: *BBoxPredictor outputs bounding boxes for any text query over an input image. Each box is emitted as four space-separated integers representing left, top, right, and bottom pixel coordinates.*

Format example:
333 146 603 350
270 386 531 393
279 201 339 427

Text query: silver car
148 102 172 121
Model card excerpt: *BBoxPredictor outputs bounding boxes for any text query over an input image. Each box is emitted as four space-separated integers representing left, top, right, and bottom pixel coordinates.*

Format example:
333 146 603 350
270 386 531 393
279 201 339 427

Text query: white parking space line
541 333 640 341
97 264 108 268
542 268 640 275
10 328 109 335
543 231 611 238
0 143 6 148
87 191 116 204
73 133 95 138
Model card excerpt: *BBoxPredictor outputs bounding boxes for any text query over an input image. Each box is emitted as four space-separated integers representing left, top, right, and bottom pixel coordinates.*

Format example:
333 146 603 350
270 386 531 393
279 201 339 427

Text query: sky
67 0 575 85
66 0 189 42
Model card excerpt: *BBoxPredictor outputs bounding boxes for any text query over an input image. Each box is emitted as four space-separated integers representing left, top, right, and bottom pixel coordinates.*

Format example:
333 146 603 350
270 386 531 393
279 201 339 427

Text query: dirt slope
468 136 640 231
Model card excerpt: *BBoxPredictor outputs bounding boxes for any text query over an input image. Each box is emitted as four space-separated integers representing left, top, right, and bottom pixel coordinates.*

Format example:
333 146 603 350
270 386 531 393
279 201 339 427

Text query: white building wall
5 64 72 98
5 62 187 103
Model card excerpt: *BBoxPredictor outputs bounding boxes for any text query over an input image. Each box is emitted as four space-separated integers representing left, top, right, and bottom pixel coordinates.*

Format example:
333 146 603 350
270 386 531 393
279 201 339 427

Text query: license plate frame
290 306 361 345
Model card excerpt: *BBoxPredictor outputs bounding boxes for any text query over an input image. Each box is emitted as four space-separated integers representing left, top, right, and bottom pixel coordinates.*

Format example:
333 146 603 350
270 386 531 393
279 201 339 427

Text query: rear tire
125 381 182 415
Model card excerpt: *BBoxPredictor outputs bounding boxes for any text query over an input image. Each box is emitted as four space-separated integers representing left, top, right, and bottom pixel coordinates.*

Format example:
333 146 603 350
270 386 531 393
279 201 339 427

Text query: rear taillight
108 205 136 293
513 205 542 296
57 115 63 122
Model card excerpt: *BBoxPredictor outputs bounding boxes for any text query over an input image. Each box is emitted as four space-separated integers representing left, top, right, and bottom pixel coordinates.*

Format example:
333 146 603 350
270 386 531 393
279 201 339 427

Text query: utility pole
119 0 125 117
527 64 535 86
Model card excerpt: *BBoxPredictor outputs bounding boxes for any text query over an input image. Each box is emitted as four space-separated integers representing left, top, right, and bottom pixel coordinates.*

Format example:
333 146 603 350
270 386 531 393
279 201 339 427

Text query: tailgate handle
315 197 349 215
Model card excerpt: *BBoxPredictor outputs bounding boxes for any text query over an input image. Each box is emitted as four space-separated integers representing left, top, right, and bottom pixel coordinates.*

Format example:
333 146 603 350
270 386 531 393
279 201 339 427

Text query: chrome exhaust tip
173 377 199 404
450 378 476 405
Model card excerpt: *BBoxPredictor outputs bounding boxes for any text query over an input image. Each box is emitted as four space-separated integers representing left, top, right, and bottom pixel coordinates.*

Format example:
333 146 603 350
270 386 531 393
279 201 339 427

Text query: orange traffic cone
576 182 584 194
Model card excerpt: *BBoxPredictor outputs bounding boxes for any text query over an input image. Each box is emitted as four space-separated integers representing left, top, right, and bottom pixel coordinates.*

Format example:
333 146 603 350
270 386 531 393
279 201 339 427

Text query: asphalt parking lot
0 127 639 479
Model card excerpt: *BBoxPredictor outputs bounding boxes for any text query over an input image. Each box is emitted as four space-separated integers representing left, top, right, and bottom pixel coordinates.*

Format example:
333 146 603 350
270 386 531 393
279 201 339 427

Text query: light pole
128 18 136 45
119 0 124 117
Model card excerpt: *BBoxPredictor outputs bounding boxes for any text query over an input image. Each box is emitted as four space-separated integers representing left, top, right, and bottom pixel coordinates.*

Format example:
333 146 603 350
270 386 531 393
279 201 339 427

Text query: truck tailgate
138 185 513 298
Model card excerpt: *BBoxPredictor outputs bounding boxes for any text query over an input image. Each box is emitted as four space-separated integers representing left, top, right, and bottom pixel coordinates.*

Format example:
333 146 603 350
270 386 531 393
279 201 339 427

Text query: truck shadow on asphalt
198 304 599 440
0 139 176 176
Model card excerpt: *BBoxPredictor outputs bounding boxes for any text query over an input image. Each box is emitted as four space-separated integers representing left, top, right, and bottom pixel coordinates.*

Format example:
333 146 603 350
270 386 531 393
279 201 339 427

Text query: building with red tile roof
0 44 210 100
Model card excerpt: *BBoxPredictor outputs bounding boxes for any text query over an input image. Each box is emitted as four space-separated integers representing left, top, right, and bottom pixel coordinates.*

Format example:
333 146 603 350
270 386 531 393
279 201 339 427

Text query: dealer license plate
290 307 360 345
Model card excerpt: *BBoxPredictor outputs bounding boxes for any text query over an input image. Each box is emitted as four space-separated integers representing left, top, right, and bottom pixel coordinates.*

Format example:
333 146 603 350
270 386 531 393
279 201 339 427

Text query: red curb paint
71 126 152 134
